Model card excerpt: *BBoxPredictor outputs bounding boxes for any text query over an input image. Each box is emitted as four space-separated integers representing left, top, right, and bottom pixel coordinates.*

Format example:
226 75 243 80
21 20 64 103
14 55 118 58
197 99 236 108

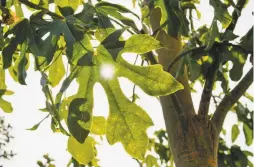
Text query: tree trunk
158 41 220 166
148 7 220 167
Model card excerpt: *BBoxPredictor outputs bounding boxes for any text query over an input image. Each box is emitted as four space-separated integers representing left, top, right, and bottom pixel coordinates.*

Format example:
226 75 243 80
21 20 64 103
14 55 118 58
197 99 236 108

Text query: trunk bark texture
149 7 220 167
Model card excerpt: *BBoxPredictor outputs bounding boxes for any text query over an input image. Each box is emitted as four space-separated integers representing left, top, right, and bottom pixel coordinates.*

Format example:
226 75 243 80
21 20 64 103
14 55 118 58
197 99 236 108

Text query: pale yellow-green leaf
76 66 95 122
55 0 81 10
14 0 24 17
0 68 6 89
0 98 13 113
59 95 76 121
144 155 159 167
94 28 116 42
49 52 65 87
100 78 153 160
67 136 95 165
231 124 240 143
117 57 183 96
90 116 106 135
121 34 162 54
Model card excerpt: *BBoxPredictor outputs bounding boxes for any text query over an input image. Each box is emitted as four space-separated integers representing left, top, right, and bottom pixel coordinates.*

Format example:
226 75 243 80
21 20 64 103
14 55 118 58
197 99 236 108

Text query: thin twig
211 67 253 133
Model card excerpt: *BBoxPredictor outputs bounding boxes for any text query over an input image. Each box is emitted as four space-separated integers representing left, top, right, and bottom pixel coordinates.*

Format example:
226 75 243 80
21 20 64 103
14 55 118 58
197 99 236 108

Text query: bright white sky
0 0 253 167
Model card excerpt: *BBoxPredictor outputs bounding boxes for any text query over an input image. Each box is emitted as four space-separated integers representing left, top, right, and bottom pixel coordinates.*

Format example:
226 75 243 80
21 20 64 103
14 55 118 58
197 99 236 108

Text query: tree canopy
0 0 253 166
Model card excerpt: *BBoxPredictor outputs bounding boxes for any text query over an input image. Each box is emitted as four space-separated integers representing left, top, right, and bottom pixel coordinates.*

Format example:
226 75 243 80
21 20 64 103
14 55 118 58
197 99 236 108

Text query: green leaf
205 20 219 51
101 77 153 159
95 1 139 19
90 116 106 135
74 3 95 24
0 68 13 113
48 51 65 87
13 1 23 18
101 28 127 60
223 30 238 41
26 114 49 131
2 19 28 69
118 57 183 96
96 5 139 32
55 0 81 11
0 98 13 113
27 123 41 131
68 136 95 165
29 12 94 69
231 124 240 143
68 98 90 143
144 155 159 167
220 46 247 81
121 34 162 54
62 42 183 160
243 123 253 146
0 67 7 90
210 0 232 28
163 1 180 38
13 41 28 85
240 27 253 52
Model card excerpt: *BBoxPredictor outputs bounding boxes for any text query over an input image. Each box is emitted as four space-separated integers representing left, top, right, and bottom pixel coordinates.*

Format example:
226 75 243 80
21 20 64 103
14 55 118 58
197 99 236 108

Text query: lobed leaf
67 136 95 165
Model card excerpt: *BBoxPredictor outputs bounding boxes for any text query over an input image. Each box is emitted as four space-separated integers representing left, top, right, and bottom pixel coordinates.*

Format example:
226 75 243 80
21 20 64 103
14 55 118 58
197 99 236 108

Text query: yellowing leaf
144 155 159 167
100 78 153 159
0 68 13 113
68 136 95 165
118 57 184 96
61 40 182 160
243 123 253 146
90 116 106 135
231 124 240 143
49 52 65 87
0 98 13 113
55 0 81 11
121 34 163 54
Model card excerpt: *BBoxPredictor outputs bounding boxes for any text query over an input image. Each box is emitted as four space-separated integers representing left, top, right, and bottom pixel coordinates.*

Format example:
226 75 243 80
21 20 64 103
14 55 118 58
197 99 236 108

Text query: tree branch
226 0 247 33
211 67 253 133
198 51 220 121
19 0 64 19
167 42 252 72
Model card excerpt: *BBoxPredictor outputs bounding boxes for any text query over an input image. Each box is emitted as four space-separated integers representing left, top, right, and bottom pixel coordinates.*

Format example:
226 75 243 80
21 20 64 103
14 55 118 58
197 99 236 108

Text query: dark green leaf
205 20 219 51
95 1 139 19
240 26 253 52
210 0 232 28
2 19 28 69
68 98 90 143
101 28 127 60
13 41 28 85
223 30 238 41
